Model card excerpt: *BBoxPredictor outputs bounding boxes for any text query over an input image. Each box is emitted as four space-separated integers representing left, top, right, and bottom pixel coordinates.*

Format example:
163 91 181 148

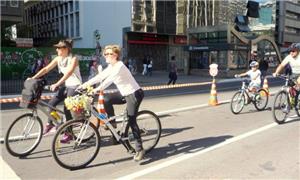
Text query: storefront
186 25 251 76
124 31 187 71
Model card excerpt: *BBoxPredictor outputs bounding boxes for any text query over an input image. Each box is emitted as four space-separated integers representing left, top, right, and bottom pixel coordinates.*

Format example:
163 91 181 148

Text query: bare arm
32 57 58 79
54 56 78 87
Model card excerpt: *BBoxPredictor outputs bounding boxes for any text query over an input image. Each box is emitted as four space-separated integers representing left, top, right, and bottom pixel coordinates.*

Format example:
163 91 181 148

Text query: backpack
19 79 46 109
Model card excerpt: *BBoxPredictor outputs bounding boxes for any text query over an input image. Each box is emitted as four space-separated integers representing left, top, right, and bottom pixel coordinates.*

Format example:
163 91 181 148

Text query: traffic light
234 15 250 32
246 1 259 18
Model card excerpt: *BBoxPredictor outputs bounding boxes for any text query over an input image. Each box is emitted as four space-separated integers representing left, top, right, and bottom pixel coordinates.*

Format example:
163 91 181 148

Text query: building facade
275 0 300 49
23 0 131 48
1 0 24 27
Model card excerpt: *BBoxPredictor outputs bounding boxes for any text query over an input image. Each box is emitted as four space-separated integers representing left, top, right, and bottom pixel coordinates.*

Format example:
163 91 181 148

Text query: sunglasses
56 47 66 49
104 53 114 56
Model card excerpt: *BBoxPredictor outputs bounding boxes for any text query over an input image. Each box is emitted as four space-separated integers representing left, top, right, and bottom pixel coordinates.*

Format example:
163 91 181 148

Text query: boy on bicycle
235 61 261 103
235 61 262 92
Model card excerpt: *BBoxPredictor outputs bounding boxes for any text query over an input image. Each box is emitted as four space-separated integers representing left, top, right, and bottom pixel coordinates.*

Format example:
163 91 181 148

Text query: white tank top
57 54 82 87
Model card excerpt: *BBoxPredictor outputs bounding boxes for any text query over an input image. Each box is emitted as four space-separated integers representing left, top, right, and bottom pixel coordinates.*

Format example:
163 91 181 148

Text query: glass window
75 0 79 11
70 14 74 37
65 16 69 37
75 12 80 36
60 17 64 35
65 3 68 14
70 1 73 12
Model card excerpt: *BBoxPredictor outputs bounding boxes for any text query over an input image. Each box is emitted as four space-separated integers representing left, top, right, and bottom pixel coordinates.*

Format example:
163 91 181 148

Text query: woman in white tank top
30 39 82 142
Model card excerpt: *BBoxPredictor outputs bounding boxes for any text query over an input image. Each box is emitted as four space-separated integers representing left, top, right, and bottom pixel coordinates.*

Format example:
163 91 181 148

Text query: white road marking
117 122 279 180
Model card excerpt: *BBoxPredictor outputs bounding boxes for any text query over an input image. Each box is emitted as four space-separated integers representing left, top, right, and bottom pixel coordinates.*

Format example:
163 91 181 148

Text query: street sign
209 63 218 77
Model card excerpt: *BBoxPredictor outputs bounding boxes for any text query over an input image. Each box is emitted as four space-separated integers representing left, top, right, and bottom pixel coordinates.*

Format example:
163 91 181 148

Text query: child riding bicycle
235 61 261 102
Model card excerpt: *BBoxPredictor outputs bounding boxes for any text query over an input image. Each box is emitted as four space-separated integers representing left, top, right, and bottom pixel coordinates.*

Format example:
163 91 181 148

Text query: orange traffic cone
208 78 218 106
262 78 269 96
95 90 106 126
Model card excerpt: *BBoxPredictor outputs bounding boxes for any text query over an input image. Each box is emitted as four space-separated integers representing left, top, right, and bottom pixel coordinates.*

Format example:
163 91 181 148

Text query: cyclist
29 39 82 142
273 43 300 85
235 61 261 92
79 44 145 161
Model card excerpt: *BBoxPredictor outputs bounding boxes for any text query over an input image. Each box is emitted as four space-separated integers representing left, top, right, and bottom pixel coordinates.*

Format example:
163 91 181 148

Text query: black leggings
48 86 77 124
104 89 144 151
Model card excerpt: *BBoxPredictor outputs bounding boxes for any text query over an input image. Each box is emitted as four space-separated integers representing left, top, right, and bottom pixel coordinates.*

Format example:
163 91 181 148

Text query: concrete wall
73 1 131 48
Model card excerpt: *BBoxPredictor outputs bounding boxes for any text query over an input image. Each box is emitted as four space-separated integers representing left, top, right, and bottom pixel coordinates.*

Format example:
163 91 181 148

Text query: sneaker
43 123 55 135
60 133 73 143
133 149 145 162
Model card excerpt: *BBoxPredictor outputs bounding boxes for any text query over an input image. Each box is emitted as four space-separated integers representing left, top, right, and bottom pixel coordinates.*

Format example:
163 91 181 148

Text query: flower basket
64 94 92 120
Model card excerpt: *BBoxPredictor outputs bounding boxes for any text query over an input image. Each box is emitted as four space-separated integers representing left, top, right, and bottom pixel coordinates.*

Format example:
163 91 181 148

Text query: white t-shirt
90 61 140 96
57 54 82 87
246 69 261 85
281 54 300 74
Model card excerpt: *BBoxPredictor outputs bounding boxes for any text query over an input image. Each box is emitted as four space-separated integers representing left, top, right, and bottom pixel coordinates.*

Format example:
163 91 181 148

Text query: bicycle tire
294 93 300 117
272 91 290 124
230 91 245 114
254 89 269 111
124 110 161 153
72 116 100 143
51 119 100 170
5 113 43 157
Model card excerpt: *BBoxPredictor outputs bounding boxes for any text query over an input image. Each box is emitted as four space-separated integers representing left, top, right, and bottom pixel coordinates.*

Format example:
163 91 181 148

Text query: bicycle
4 83 93 157
272 74 300 124
51 89 161 170
230 77 269 114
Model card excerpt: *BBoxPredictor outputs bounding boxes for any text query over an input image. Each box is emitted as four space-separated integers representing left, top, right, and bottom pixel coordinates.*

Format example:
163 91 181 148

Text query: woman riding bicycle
29 39 82 142
79 44 145 161
273 43 300 84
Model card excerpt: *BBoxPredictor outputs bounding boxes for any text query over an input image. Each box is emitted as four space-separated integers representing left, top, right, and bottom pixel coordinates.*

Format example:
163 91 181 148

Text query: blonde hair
103 44 121 60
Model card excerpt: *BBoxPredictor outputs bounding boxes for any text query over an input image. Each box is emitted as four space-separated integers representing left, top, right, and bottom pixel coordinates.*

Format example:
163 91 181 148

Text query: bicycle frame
87 106 133 152
31 99 65 126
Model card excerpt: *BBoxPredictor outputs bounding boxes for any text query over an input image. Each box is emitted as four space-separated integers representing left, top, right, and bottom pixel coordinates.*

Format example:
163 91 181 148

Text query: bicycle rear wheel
51 119 100 170
272 91 290 124
5 113 43 157
254 89 269 111
124 110 161 153
230 91 245 114
294 93 300 117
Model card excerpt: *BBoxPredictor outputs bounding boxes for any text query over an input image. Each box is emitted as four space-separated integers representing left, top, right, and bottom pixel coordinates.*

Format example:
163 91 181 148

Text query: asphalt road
1 79 299 179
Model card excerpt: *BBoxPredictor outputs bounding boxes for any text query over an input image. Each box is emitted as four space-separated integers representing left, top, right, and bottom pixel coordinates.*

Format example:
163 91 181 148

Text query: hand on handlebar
234 74 239 78
272 73 278 77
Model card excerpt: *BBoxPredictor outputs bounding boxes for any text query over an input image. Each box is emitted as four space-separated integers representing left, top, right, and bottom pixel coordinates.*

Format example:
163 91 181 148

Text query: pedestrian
259 57 269 87
167 56 178 85
147 57 153 76
88 60 98 80
29 39 82 143
79 44 145 161
142 56 148 75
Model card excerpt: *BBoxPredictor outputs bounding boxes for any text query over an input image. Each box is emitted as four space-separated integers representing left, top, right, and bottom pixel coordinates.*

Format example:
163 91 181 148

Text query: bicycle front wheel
230 91 245 114
5 113 43 157
51 119 100 170
254 89 269 111
125 110 161 153
272 91 290 124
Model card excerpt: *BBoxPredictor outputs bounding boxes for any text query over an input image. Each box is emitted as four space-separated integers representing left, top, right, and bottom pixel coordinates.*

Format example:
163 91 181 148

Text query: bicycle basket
19 79 45 109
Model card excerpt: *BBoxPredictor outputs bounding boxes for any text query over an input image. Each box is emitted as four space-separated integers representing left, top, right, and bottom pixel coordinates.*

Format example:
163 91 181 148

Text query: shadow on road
140 135 233 165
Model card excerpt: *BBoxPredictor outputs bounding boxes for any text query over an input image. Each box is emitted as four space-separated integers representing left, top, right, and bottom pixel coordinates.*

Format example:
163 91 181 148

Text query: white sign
15 38 33 47
209 63 218 77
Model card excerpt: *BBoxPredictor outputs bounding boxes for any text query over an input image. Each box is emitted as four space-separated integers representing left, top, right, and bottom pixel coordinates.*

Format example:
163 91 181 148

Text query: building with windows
24 0 131 48
275 0 300 49
1 0 24 28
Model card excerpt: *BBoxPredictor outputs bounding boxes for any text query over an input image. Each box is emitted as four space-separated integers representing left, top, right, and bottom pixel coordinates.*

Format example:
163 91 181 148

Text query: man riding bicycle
273 43 300 84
